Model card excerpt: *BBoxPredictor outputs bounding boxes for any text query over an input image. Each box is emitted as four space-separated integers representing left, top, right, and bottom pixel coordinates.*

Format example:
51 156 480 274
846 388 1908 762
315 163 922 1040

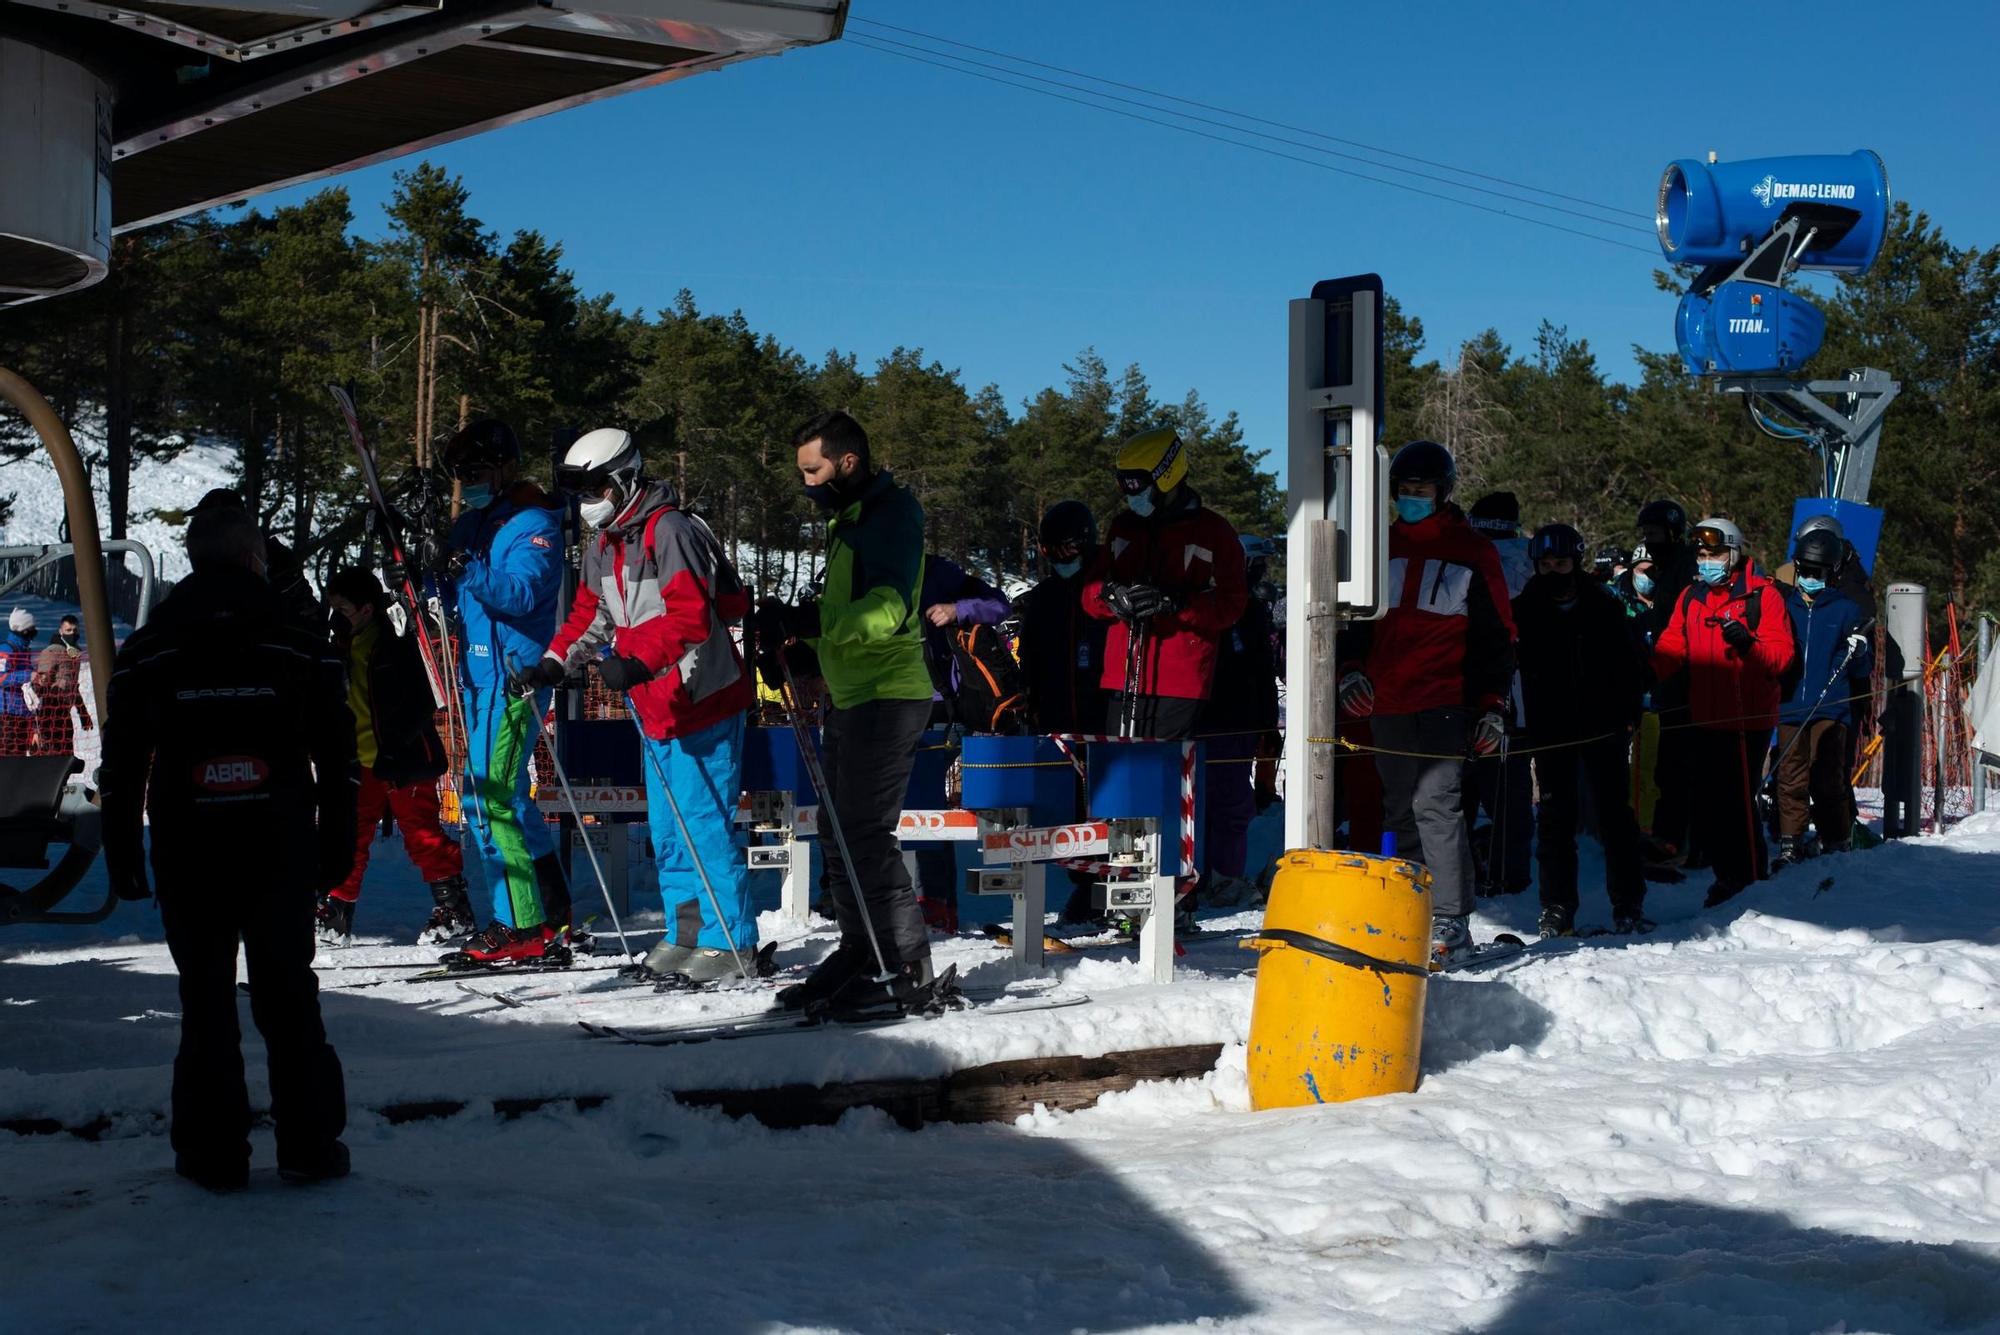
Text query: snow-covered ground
1 435 239 586
5 808 2000 1333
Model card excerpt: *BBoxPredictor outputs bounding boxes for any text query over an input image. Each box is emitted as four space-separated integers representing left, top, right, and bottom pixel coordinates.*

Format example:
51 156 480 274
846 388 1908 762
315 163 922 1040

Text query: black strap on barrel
1247 928 1431 978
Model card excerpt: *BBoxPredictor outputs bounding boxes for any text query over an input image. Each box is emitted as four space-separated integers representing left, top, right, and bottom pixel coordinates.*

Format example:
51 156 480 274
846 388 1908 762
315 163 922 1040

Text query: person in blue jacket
435 419 571 966
1773 526 1874 863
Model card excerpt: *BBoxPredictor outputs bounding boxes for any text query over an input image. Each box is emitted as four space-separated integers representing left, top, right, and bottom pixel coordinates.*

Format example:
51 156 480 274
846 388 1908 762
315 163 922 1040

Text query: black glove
1103 582 1135 618
382 559 411 594
1720 618 1753 652
109 861 151 903
597 655 655 692
781 599 821 641
508 657 568 697
1124 584 1177 619
1470 710 1508 758
439 549 471 582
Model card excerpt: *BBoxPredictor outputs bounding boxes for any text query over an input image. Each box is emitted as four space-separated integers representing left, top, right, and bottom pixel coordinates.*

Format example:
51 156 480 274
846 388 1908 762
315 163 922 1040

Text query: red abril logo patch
195 755 270 792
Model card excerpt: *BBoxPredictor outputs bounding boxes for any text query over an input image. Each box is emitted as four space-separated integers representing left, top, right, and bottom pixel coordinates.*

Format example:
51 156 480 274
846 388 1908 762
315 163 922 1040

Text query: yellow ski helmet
1115 427 1187 496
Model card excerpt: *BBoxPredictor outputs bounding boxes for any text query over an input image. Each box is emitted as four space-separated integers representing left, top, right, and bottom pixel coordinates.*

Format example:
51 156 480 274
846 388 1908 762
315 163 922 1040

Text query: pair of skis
577 984 1092 1047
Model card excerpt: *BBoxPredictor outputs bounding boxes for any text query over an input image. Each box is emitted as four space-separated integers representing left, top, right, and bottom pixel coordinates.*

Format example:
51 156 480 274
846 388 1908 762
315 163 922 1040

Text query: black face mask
58 632 78 649
804 463 864 513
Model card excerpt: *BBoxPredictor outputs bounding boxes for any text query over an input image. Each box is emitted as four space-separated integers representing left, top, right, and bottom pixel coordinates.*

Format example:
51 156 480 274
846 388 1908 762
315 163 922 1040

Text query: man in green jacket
762 410 936 1013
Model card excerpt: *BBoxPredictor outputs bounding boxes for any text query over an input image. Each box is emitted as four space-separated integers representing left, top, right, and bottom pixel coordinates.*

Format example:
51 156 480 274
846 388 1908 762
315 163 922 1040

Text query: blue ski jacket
1 630 35 717
1778 583 1874 727
446 484 565 691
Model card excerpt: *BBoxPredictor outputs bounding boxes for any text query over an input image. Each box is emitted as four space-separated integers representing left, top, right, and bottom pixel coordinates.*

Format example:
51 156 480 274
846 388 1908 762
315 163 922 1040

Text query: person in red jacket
1651 516 1797 907
1337 441 1515 967
513 430 756 986
1080 426 1248 740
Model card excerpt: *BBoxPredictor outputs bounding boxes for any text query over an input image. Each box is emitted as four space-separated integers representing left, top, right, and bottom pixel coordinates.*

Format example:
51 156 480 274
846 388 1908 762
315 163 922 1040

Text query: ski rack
978 815 1176 985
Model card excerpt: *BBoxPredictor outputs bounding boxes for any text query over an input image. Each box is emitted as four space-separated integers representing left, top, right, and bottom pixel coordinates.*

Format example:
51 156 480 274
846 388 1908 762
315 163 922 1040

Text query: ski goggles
1040 535 1085 561
1691 524 1736 553
1793 560 1830 582
553 460 619 495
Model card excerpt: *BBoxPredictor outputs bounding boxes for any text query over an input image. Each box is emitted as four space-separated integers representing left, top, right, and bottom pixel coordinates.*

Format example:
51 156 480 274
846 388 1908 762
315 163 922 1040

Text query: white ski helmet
1691 515 1744 561
557 428 643 527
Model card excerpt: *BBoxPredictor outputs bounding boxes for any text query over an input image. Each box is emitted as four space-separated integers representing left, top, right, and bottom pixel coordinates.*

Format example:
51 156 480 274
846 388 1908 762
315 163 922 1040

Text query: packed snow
5 808 2000 1333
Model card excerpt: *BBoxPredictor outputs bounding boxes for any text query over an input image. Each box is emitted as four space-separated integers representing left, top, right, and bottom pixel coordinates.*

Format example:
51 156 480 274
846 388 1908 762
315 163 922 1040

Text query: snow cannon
1240 851 1432 1109
1657 151 1889 377
1657 151 1890 272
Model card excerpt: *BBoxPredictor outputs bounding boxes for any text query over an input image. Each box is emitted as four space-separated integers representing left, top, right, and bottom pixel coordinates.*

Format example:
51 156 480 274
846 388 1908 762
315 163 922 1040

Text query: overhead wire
849 17 1648 226
844 36 1659 259
851 30 1651 238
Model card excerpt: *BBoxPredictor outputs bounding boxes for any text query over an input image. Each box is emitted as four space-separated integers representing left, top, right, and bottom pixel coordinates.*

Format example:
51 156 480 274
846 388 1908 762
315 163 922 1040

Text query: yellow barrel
1241 850 1432 1109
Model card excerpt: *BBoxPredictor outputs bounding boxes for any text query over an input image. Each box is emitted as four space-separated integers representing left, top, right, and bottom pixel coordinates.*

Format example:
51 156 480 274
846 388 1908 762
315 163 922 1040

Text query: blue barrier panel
960 735 1076 824
1087 740 1204 871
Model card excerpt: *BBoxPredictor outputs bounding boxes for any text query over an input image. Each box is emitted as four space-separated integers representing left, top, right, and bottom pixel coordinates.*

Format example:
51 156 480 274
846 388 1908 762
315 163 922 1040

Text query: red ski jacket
1081 490 1248 702
1352 506 1517 717
546 483 751 741
1652 567 1795 731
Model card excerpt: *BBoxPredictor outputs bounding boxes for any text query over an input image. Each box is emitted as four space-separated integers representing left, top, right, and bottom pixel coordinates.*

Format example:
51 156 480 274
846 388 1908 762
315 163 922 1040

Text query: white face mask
580 496 617 528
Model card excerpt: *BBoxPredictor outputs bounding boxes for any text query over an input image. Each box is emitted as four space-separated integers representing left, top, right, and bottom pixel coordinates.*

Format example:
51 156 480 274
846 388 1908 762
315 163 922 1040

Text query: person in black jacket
1013 500 1110 922
1635 498 1699 867
1515 524 1650 937
99 504 358 1192
320 567 472 944
1199 534 1281 904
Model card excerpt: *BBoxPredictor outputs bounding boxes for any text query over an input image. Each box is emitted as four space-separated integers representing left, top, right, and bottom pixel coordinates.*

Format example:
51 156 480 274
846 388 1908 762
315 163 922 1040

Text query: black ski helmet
1389 440 1456 501
1636 499 1687 543
1530 523 1586 563
442 418 521 480
1038 499 1098 556
1793 528 1845 573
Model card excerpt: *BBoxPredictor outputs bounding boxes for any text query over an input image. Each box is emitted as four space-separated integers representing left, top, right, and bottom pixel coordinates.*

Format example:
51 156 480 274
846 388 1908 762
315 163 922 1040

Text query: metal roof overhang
0 0 846 231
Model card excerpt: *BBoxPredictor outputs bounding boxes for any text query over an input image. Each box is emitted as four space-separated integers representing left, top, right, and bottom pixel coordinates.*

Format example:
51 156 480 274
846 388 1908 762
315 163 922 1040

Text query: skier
185 489 326 635
912 551 1014 934
1651 517 1797 907
317 568 470 944
1197 533 1281 905
1513 524 1650 937
1773 526 1873 861
99 503 355 1191
436 418 572 967
2 608 39 756
759 410 939 1012
1462 491 1533 897
1080 426 1249 740
1635 499 1699 869
29 613 93 758
515 428 758 986
1014 500 1111 923
1337 440 1515 967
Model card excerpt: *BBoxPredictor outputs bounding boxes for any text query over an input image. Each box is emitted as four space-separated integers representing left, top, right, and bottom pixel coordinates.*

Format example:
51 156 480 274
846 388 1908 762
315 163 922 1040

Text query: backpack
947 623 1027 732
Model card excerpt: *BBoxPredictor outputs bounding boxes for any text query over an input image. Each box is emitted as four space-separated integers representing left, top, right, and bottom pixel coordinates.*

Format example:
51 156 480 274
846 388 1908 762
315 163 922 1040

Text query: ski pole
774 644 897 983
621 709 751 982
1121 618 1146 739
507 658 636 960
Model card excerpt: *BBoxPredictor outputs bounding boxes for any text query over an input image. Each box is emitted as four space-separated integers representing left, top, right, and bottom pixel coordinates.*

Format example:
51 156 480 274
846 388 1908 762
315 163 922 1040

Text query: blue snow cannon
1675 280 1826 375
1656 150 1890 272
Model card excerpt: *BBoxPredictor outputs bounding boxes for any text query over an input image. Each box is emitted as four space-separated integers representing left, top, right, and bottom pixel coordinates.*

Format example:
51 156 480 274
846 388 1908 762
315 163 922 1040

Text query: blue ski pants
464 685 557 928
642 713 758 951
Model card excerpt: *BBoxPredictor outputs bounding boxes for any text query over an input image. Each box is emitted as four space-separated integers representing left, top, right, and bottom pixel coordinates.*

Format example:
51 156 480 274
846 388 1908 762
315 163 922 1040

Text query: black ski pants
1534 735 1645 919
820 697 933 970
1463 749 1533 892
1688 727 1769 893
159 875 345 1173
1649 705 1696 853
1105 693 1201 740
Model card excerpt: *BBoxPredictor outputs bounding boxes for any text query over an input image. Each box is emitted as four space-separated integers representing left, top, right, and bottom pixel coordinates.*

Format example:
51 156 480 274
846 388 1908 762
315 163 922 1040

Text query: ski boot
918 895 960 934
1429 914 1475 969
278 1140 351 1186
622 940 696 984
777 939 873 1011
1611 914 1657 935
1771 836 1801 869
1701 879 1746 909
316 894 356 944
418 875 477 945
823 957 956 1019
440 921 572 970
1535 905 1575 940
672 946 764 988
176 1153 249 1194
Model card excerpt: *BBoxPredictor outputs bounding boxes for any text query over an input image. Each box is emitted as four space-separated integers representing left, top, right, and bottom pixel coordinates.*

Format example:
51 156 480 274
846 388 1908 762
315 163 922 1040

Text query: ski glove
1719 617 1754 652
596 656 655 693
1107 582 1176 620
1337 670 1375 719
439 549 471 582
1845 632 1870 656
1470 710 1508 758
508 657 568 696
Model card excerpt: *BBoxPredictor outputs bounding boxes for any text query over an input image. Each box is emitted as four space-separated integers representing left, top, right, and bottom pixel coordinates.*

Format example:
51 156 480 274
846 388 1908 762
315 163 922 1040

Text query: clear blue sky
262 0 1998 487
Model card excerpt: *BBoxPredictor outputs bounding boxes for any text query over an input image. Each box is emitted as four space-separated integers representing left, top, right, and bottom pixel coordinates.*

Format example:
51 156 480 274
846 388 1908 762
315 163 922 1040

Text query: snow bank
4 811 2000 1331
1 433 239 584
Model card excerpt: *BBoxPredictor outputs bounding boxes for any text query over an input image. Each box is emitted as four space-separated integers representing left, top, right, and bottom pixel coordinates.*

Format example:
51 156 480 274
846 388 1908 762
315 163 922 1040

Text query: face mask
58 632 78 648
1797 576 1826 594
1395 496 1435 524
580 496 617 528
1696 558 1729 586
460 482 494 509
1052 559 1083 579
1633 572 1654 597
803 482 844 512
1126 489 1156 518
